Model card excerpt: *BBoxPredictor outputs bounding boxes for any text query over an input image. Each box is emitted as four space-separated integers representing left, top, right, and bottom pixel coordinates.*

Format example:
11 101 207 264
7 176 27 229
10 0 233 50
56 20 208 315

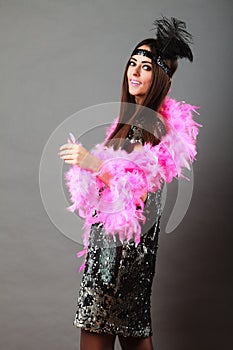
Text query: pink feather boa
65 96 201 271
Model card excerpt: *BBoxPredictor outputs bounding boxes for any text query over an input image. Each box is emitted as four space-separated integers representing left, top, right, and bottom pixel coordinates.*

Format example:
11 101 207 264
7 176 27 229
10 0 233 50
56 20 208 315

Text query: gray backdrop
1 0 232 349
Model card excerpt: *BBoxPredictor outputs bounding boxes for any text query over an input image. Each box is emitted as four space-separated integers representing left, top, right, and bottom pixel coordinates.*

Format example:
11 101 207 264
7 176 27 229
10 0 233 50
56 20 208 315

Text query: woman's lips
130 79 141 87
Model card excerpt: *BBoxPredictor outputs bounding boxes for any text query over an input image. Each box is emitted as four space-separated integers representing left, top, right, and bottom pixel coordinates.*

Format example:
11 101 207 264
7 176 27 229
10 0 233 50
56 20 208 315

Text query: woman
59 17 201 350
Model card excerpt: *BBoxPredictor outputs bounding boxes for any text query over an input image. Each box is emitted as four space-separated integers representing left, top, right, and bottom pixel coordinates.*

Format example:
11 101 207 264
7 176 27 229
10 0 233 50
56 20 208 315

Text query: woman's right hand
58 141 102 173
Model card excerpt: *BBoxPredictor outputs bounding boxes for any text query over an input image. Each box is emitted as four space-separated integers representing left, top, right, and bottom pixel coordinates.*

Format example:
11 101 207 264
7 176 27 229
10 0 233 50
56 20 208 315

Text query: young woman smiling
59 17 200 350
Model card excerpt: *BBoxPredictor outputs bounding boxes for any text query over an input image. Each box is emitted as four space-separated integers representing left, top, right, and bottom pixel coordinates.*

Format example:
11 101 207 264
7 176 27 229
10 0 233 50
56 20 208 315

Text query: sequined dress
73 117 166 338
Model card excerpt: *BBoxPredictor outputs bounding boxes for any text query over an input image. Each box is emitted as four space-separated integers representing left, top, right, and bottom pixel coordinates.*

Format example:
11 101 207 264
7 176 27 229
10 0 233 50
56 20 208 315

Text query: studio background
0 1 232 349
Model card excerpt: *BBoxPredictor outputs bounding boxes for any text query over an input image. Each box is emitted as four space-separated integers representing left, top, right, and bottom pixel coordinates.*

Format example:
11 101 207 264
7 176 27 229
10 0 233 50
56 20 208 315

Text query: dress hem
73 320 153 338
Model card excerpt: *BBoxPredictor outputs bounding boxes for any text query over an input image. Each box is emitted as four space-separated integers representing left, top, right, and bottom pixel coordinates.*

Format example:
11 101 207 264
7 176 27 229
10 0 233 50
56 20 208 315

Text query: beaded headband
131 48 172 78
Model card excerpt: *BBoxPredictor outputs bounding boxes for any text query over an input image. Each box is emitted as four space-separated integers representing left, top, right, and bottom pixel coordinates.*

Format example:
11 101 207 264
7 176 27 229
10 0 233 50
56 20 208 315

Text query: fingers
58 150 77 165
58 141 87 167
61 158 76 164
58 144 80 165
59 151 74 159
62 159 75 164
58 153 76 164
59 143 76 150
59 149 75 159
58 143 80 158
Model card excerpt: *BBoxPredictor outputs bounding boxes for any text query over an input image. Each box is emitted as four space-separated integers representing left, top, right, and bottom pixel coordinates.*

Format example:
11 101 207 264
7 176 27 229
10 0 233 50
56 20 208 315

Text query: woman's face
127 45 153 104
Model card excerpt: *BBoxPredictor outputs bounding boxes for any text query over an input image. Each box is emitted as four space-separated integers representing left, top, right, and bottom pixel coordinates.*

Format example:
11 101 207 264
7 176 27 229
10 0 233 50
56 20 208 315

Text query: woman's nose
132 65 140 76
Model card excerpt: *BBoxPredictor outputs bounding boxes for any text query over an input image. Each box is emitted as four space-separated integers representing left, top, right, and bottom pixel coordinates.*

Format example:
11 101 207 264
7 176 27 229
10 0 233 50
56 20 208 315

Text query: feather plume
152 16 193 61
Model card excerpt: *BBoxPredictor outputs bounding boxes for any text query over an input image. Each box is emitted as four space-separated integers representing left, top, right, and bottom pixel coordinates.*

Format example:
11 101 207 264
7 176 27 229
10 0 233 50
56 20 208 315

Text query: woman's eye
129 60 136 66
143 65 152 71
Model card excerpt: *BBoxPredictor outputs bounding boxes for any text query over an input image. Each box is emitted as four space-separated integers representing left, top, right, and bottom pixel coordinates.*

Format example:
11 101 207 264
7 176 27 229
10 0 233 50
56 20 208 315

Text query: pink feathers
64 96 201 271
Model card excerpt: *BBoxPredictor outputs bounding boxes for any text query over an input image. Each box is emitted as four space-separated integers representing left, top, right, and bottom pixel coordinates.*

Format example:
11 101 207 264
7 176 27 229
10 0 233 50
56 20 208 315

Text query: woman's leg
118 335 154 350
80 329 116 350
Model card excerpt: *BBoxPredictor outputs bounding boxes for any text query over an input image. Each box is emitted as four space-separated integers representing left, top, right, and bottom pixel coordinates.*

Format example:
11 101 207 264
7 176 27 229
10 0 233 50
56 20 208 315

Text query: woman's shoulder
131 112 167 140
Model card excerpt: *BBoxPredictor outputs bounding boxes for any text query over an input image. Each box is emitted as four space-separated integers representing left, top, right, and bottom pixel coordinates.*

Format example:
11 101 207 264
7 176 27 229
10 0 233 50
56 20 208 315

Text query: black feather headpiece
131 16 193 77
153 16 193 62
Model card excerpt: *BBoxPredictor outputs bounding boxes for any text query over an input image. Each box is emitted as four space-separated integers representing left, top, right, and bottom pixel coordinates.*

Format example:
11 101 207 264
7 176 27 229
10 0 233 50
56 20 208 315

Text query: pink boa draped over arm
65 96 201 270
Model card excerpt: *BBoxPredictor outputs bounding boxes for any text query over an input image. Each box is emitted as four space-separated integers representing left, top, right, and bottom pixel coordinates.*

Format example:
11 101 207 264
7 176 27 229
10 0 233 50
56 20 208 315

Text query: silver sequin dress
73 117 166 338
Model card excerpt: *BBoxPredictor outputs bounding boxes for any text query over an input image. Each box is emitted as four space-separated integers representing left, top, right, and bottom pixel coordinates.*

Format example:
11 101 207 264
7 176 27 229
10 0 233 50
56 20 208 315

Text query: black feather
152 16 193 61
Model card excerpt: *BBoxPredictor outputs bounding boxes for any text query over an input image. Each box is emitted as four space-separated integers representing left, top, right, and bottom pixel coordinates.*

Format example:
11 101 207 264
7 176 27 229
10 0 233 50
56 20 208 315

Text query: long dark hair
105 38 178 150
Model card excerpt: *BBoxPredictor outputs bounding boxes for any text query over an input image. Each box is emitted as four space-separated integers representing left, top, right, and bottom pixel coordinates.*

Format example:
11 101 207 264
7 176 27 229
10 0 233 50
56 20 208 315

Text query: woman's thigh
118 335 154 350
80 329 116 350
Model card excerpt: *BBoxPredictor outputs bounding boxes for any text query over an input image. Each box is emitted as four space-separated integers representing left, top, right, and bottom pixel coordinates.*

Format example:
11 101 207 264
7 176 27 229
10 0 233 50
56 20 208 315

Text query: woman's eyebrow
130 57 152 64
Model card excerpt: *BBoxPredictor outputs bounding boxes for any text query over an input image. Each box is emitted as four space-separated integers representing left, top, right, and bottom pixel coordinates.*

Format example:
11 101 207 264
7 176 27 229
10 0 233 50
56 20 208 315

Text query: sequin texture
73 118 166 337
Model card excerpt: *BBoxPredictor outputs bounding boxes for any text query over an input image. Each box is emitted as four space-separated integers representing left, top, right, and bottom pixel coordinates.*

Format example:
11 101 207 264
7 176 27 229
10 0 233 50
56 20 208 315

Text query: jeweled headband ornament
131 48 173 77
131 16 193 78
